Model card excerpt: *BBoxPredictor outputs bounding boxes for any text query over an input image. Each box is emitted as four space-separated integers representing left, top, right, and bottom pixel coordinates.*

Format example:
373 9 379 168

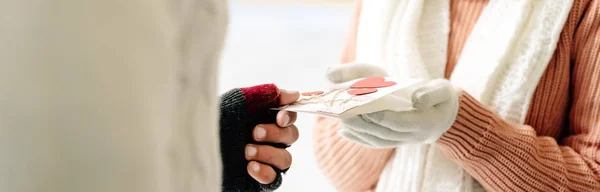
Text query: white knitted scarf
354 0 573 191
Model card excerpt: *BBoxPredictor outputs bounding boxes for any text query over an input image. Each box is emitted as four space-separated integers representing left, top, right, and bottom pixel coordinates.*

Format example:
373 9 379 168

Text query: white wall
219 2 353 191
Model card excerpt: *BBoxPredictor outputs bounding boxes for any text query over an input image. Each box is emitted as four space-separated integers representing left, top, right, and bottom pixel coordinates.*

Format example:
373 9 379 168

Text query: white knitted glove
327 62 460 148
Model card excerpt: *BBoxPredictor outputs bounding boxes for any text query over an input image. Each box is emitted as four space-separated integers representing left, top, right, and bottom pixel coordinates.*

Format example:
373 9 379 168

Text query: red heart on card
302 91 324 96
347 88 377 95
350 77 396 88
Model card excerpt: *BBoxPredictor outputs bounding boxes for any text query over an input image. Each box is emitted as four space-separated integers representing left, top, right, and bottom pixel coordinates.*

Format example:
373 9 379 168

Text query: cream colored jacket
0 0 227 191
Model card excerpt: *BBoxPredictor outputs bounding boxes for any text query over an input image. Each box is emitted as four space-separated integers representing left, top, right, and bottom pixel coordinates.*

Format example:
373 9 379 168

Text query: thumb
278 89 300 105
411 79 457 110
326 62 388 84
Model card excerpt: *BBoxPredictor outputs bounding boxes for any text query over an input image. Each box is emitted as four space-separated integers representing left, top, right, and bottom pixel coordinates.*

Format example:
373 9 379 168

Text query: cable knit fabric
313 0 600 191
359 0 573 191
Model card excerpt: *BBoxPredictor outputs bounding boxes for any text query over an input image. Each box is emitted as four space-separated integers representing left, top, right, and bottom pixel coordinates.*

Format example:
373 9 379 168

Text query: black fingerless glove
219 84 289 192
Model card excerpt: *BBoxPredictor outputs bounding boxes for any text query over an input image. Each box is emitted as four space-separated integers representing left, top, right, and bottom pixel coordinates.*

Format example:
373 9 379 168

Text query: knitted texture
219 84 287 192
240 84 281 115
313 0 600 191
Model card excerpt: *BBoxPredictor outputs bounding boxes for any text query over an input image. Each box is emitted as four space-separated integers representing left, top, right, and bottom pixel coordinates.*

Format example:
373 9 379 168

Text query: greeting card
275 77 425 118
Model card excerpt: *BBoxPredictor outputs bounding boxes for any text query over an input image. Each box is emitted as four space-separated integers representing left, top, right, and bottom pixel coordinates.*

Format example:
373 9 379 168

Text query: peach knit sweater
313 0 600 191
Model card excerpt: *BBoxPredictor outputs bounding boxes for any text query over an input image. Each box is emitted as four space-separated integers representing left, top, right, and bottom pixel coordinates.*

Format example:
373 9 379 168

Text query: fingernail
246 145 257 157
251 162 260 173
254 126 266 140
282 113 291 126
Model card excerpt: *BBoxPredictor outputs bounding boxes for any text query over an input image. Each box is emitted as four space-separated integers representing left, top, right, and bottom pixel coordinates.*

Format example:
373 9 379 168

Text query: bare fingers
247 161 276 184
245 144 292 170
276 110 297 127
278 89 300 105
253 124 299 145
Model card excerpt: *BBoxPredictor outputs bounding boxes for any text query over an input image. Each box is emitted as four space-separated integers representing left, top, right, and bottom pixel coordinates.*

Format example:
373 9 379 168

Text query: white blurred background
218 0 353 191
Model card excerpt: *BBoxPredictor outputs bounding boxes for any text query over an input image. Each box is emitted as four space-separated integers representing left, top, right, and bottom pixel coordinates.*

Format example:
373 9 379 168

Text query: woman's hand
327 62 460 148
245 89 299 184
339 79 459 147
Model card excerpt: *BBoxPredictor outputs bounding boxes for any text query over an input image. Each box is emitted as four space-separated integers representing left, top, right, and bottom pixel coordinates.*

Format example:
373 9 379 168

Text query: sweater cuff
437 91 494 160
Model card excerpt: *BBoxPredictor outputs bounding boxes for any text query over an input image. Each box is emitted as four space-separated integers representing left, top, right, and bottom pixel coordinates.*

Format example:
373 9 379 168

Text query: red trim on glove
240 84 281 114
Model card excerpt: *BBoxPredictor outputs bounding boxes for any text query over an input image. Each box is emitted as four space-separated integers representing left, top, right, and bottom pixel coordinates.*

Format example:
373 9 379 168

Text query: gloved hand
219 84 300 191
327 62 460 148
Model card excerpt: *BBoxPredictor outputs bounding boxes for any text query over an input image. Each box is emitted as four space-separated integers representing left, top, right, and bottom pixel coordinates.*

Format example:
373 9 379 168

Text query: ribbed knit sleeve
438 1 600 191
313 0 396 191
313 117 394 191
339 0 362 64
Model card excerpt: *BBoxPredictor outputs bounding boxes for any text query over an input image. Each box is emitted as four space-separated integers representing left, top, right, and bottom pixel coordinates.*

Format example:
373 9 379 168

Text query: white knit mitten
327 63 459 148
